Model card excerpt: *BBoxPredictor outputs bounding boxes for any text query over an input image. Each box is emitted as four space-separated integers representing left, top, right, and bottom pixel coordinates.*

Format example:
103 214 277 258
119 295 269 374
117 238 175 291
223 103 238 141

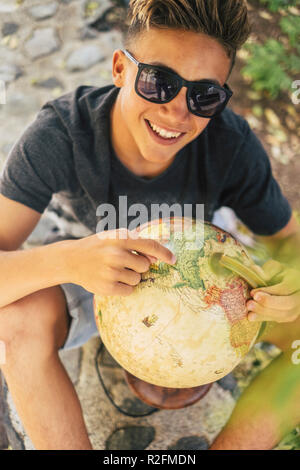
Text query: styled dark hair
124 0 252 76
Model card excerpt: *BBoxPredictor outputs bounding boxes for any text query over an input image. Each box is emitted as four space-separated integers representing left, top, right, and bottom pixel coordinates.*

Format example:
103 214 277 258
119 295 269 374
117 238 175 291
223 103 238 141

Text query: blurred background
0 0 299 213
0 0 299 451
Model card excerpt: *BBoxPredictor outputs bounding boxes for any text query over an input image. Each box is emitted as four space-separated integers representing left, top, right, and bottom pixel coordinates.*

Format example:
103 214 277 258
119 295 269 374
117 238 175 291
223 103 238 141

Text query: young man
0 0 299 450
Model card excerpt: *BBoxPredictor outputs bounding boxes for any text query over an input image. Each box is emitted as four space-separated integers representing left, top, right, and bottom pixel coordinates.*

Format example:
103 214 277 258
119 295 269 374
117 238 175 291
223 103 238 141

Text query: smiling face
110 28 232 178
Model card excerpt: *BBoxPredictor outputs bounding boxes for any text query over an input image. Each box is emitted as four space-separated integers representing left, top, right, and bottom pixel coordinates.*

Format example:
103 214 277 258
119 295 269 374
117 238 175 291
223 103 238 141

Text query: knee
0 287 68 362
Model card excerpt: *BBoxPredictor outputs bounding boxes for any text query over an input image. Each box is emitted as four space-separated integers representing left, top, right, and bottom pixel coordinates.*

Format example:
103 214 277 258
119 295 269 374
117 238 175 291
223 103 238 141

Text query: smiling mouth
145 119 186 143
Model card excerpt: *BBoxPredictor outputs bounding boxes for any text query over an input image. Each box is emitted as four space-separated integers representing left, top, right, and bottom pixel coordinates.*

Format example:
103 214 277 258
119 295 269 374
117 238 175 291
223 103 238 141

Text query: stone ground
0 0 299 451
0 333 288 450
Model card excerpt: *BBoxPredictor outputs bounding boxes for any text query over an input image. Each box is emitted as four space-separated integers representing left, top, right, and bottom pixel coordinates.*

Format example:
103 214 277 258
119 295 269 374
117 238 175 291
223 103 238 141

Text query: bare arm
0 194 71 307
0 195 175 308
0 241 72 308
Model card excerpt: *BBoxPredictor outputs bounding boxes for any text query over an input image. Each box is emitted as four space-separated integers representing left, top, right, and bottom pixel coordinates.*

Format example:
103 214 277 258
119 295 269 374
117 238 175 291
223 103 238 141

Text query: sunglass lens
137 67 179 102
189 85 227 117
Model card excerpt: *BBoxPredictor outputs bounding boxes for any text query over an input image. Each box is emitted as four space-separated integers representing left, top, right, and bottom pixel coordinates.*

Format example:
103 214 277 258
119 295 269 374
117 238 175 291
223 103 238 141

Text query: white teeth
148 121 181 139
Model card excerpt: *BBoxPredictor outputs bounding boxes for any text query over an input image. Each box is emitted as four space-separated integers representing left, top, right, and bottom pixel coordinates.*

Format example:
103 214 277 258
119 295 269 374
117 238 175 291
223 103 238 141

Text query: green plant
241 10 300 99
280 15 300 53
276 428 300 450
259 0 298 12
241 40 295 98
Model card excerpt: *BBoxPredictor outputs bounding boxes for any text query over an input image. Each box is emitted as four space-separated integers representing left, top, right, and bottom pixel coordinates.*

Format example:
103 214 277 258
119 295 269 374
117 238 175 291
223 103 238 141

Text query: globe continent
94 217 261 388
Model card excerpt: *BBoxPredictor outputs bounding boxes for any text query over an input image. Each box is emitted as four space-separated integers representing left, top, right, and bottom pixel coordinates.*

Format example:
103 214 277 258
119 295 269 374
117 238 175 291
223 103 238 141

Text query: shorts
59 282 99 351
57 208 236 351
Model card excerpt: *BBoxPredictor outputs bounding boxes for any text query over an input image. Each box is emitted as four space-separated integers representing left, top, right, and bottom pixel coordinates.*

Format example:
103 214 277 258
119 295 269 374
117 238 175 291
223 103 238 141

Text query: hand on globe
65 227 176 297
247 259 300 323
94 218 266 387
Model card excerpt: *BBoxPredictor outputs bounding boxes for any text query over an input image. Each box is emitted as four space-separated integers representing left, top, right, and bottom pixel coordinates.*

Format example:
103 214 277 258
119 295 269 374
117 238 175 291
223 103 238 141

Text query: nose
160 86 190 120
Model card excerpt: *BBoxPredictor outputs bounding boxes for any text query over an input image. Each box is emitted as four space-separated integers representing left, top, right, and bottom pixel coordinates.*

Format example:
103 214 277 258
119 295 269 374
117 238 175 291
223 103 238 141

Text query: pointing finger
125 237 176 265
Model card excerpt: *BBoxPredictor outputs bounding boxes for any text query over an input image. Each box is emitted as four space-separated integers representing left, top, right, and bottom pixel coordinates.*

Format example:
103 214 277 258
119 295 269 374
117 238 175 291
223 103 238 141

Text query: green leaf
241 39 296 99
259 0 298 12
280 15 300 48
276 428 300 450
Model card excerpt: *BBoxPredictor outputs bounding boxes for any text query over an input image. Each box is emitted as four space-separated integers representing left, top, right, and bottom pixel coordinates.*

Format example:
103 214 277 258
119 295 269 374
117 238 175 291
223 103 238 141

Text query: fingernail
171 254 177 264
248 313 257 321
254 294 261 301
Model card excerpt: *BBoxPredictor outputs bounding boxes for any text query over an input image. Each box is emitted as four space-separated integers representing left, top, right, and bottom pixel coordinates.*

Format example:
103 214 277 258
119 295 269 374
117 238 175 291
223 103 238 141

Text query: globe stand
124 370 213 410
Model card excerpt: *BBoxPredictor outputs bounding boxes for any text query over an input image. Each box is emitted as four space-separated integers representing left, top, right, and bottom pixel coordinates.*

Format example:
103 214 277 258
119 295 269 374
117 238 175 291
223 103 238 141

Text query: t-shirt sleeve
0 106 73 214
219 122 292 236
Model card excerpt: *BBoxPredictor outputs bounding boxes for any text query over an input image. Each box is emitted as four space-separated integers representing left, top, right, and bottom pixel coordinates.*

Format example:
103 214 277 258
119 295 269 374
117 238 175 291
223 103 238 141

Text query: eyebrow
148 60 221 86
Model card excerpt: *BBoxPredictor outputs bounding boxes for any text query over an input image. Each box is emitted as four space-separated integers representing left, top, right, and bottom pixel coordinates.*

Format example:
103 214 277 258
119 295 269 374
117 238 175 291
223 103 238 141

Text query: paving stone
106 426 155 450
79 25 99 40
24 28 60 60
100 368 129 395
97 347 158 416
86 3 124 32
105 6 127 28
27 2 58 20
259 342 279 353
1 22 19 37
42 195 94 239
217 373 238 393
26 214 61 247
34 77 64 89
66 44 105 71
97 30 124 56
82 0 114 23
1 336 240 450
168 435 209 450
0 64 22 83
75 338 236 450
101 347 122 369
0 2 18 13
0 374 9 450
120 397 157 416
1 91 40 117
1 142 14 157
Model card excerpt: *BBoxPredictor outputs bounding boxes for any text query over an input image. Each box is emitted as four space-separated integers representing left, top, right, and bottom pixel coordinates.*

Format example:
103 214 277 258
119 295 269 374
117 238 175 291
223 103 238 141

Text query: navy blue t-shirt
0 84 292 236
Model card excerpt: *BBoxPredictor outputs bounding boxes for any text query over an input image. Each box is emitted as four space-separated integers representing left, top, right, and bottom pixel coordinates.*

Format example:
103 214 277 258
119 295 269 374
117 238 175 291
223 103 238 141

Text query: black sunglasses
122 49 233 118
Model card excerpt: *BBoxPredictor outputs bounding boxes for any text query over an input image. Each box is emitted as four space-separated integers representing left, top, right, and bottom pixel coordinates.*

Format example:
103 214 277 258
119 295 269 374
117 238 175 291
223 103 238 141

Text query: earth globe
94 217 264 409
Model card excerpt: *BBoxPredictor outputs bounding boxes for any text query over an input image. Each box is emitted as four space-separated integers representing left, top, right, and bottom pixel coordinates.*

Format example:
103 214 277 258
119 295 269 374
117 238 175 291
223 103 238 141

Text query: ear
111 49 126 88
